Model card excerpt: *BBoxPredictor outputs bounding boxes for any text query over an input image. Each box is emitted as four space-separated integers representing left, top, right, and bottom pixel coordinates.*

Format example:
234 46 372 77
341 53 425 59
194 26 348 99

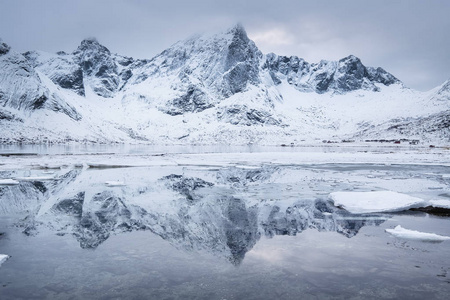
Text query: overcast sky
0 0 449 91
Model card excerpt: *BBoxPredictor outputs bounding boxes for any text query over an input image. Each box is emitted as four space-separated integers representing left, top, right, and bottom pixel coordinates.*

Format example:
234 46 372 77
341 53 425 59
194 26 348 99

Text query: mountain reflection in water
1 165 391 265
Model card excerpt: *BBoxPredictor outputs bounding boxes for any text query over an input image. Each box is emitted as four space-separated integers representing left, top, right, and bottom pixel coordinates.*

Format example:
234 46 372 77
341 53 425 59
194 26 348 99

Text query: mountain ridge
0 25 448 145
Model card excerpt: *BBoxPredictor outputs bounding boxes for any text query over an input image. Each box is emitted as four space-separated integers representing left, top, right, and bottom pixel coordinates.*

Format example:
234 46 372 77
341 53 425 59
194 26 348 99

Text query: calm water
0 149 449 299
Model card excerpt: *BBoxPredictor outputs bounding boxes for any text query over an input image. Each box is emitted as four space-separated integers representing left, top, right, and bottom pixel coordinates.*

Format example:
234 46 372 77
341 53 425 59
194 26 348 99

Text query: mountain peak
0 38 11 55
339 55 361 63
73 38 110 55
226 23 249 42
228 23 246 34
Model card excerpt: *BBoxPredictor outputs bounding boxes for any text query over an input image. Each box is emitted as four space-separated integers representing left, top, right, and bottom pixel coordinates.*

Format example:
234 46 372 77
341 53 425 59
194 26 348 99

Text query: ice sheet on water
429 199 450 209
329 190 426 214
385 225 450 242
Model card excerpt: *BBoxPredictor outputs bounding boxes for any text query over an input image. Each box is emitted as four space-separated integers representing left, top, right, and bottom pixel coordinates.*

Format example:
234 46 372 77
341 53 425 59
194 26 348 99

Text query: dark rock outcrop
264 53 399 94
217 105 282 126
73 38 120 98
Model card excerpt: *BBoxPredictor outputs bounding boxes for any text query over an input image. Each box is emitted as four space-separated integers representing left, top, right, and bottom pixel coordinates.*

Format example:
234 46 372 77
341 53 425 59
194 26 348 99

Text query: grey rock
0 109 23 122
52 192 85 218
163 85 214 115
0 39 10 55
221 24 262 96
162 174 214 202
217 105 282 126
264 53 399 94
23 51 85 96
73 38 120 98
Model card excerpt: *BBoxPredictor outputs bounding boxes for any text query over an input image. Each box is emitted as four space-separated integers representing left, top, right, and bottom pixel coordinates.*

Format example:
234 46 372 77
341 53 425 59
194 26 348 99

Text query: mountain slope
0 25 448 145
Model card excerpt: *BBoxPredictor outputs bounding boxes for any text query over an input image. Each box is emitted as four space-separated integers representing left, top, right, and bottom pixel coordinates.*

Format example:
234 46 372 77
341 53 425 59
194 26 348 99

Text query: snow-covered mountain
0 25 448 145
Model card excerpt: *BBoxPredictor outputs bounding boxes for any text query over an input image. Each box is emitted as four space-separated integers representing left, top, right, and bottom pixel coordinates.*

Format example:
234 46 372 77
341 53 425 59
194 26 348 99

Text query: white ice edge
0 254 9 267
385 225 450 242
329 191 426 214
429 199 450 209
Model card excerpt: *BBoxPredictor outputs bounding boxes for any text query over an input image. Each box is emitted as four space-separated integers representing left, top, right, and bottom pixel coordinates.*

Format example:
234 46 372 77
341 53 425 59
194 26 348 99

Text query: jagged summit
120 23 263 115
73 37 111 55
263 51 399 94
70 37 120 97
226 23 248 40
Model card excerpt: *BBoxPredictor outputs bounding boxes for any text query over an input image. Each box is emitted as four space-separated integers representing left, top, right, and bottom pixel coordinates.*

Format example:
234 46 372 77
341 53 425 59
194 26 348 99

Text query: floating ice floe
429 199 450 209
15 176 56 181
329 191 426 214
385 225 450 242
0 254 9 267
0 179 19 185
105 181 126 187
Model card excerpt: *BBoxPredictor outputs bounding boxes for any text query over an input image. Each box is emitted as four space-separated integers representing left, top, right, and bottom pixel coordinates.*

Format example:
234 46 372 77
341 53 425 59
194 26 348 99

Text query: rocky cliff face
24 50 85 96
263 53 399 94
73 38 121 98
0 50 47 110
120 24 263 115
0 39 81 120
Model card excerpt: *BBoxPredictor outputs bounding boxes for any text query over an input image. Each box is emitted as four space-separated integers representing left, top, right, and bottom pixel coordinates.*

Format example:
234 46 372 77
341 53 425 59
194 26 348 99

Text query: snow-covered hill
0 25 448 145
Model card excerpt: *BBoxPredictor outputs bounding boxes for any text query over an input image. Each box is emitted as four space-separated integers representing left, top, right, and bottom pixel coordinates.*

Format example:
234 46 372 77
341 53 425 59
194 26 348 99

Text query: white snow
0 254 9 267
385 225 450 242
329 191 427 214
429 199 450 209
0 179 19 185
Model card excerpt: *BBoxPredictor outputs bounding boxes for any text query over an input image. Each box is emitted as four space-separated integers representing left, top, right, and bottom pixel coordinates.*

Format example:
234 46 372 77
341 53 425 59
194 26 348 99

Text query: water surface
0 147 449 299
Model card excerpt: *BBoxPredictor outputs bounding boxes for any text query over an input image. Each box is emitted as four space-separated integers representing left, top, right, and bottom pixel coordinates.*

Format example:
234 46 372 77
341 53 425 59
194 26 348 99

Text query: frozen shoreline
0 146 449 171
